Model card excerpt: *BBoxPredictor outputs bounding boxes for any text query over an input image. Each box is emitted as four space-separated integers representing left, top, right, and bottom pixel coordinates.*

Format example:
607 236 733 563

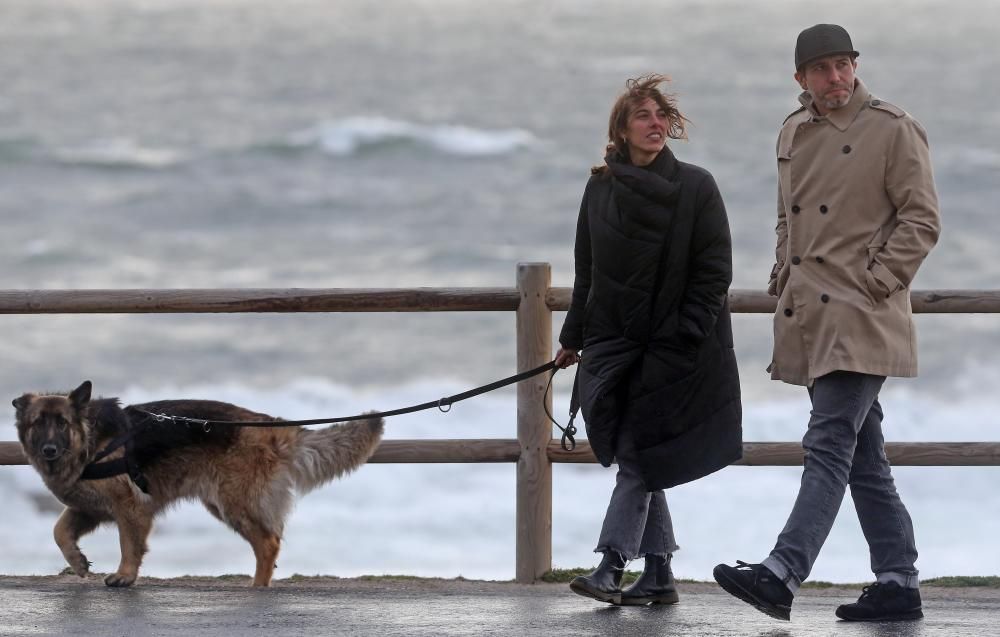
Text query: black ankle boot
620 554 679 605
835 582 923 621
569 551 627 604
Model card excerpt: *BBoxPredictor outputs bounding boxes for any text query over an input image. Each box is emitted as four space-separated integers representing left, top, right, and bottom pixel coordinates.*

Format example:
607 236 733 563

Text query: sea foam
289 117 537 158
52 138 188 169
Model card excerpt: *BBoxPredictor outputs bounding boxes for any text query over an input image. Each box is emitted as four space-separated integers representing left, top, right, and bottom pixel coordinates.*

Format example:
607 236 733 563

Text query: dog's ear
12 394 31 412
69 381 92 410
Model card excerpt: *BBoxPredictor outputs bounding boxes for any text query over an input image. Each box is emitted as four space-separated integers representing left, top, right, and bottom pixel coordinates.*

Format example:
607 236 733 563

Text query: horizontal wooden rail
4 440 1000 467
0 443 23 465
2 288 1000 315
0 288 521 314
546 289 1000 314
370 440 520 463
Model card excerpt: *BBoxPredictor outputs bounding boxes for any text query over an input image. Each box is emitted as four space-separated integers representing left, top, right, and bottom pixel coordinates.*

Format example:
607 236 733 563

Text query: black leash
135 360 561 428
82 359 579 487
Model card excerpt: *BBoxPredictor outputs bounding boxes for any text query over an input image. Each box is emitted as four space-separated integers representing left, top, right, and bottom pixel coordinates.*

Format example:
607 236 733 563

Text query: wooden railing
2 263 999 583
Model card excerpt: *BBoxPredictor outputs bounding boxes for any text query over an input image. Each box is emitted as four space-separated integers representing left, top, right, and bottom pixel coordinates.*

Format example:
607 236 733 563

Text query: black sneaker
713 561 793 621
835 582 923 621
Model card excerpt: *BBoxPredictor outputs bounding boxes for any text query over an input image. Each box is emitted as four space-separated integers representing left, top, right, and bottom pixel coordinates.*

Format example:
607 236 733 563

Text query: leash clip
437 398 452 413
560 412 578 452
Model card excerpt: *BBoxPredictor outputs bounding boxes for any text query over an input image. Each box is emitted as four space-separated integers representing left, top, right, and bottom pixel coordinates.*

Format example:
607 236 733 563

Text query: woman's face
623 97 668 165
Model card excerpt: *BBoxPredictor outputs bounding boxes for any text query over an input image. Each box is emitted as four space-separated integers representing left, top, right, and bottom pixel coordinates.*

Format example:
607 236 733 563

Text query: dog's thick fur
13 380 383 588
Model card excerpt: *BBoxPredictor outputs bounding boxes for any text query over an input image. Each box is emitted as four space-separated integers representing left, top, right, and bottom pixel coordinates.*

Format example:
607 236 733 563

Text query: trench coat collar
797 79 871 132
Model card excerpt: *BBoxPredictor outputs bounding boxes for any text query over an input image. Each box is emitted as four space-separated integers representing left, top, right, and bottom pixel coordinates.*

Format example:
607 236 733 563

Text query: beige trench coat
767 79 941 386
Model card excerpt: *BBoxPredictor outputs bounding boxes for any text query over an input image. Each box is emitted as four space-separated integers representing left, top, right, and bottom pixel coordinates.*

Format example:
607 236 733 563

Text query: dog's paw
60 559 92 578
104 572 137 588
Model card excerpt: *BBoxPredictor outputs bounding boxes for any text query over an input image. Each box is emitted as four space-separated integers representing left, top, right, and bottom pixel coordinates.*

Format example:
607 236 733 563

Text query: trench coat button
821 294 830 303
816 256 825 264
791 205 801 214
791 256 801 265
842 145 852 154
783 308 794 317
820 205 829 214
871 99 881 106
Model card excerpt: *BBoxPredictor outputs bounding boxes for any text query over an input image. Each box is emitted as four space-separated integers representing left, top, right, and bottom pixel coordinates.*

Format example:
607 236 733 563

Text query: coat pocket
863 230 889 302
864 268 888 302
775 261 790 298
867 261 904 300
866 232 886 269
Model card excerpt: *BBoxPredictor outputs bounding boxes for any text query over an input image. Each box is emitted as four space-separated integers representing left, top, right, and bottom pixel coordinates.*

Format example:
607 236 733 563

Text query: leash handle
542 365 578 452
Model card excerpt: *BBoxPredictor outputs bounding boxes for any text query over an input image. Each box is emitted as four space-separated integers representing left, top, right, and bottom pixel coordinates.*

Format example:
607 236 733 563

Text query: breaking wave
52 138 189 169
286 116 538 158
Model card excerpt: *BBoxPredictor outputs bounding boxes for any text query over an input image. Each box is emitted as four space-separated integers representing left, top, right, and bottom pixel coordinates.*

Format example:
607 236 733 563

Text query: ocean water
1 0 998 583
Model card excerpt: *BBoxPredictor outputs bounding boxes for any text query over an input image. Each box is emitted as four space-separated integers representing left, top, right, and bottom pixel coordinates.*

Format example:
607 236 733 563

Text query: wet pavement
1 576 997 636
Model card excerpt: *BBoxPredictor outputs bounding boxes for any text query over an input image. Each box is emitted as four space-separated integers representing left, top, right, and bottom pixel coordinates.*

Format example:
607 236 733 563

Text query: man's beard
820 87 852 111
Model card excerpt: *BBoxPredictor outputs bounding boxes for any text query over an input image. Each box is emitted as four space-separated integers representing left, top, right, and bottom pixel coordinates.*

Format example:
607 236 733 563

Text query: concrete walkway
1 575 997 636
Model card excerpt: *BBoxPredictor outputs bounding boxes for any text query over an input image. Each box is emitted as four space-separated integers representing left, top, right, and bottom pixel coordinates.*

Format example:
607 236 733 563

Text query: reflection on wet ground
0 578 995 636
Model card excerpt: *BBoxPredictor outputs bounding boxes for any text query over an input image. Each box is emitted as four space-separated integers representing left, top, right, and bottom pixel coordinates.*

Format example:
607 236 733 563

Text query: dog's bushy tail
291 416 384 494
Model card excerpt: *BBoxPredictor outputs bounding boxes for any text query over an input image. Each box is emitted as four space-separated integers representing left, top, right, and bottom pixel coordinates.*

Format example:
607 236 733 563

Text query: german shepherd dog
13 380 383 587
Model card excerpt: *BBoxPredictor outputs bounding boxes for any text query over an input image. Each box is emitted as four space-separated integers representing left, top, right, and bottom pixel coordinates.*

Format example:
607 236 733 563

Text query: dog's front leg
54 508 101 577
105 508 153 587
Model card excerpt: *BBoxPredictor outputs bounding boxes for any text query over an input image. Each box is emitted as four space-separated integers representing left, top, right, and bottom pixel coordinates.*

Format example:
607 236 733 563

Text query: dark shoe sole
569 578 621 605
619 591 680 606
836 607 924 622
713 565 791 621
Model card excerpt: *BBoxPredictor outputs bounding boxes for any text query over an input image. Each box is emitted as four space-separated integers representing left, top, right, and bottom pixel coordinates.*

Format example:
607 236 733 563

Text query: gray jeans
595 422 680 560
762 371 919 593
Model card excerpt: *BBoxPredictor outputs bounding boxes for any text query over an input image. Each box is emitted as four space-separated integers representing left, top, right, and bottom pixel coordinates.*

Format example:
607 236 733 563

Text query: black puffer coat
559 147 742 490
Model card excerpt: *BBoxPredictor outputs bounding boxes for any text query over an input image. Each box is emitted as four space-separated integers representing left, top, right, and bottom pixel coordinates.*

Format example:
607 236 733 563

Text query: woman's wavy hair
594 74 689 173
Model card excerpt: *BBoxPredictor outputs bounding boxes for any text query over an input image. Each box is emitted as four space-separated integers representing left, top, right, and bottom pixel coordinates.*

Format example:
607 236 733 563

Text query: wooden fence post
515 262 553 583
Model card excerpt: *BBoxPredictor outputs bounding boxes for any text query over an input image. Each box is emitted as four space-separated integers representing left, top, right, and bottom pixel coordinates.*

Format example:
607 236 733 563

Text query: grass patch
214 574 253 582
799 580 861 589
799 576 1000 589
923 576 1000 588
285 574 341 583
281 574 476 583
356 574 430 582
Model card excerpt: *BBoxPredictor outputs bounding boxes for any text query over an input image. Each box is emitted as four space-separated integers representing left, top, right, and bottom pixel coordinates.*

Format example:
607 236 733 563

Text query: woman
555 74 742 606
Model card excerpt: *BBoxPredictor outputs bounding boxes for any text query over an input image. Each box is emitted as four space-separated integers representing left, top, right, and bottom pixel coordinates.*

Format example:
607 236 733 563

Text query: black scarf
605 146 682 211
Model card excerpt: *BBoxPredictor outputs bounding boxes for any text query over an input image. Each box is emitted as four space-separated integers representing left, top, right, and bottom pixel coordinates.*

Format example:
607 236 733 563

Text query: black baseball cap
795 24 859 70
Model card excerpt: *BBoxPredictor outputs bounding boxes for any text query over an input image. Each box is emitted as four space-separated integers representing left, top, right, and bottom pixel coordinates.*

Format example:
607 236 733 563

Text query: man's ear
69 381 92 410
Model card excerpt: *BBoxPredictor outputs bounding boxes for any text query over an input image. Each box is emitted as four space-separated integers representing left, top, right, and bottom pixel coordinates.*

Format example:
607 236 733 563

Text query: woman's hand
554 347 581 369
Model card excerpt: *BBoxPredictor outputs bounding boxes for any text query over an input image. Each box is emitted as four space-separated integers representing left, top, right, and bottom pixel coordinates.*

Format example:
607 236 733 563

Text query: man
713 24 941 622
